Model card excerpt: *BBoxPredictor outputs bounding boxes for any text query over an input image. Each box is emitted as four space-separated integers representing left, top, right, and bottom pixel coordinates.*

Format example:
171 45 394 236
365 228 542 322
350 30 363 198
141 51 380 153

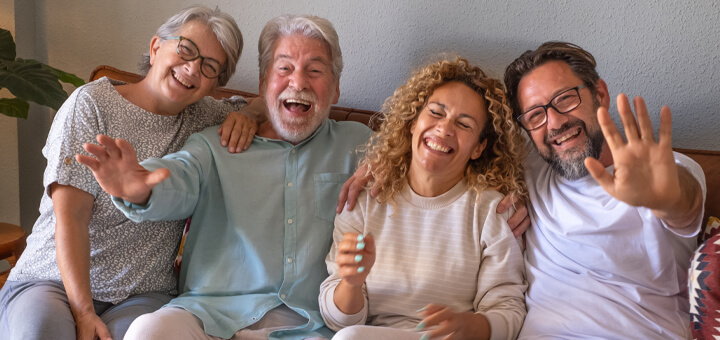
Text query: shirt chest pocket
314 173 352 222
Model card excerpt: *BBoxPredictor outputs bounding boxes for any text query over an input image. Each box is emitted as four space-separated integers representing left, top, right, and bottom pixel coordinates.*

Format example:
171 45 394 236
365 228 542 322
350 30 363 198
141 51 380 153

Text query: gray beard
538 120 605 180
267 103 330 144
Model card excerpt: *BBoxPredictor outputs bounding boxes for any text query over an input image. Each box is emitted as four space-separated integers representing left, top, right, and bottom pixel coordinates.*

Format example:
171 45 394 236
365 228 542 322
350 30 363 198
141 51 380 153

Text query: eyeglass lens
520 88 582 130
176 38 223 79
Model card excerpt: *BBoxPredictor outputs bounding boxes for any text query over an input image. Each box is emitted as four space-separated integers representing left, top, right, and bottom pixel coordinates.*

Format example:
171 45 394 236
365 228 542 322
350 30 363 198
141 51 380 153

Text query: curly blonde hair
364 57 527 204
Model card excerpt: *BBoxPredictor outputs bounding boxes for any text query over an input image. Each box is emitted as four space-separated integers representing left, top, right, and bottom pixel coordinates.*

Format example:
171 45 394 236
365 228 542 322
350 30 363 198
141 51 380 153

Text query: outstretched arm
585 94 703 229
76 134 170 205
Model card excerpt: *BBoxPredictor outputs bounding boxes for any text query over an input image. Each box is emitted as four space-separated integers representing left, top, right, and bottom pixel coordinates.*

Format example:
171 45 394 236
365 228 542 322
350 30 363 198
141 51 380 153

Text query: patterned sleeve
319 195 369 332
474 193 528 340
192 95 248 127
42 83 105 198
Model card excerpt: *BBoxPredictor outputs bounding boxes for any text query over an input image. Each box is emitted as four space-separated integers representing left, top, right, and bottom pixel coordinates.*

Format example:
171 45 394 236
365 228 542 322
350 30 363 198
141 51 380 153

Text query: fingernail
357 234 364 242
357 266 365 273
354 255 363 262
416 322 426 331
229 147 235 153
356 242 365 250
222 141 227 146
420 335 429 340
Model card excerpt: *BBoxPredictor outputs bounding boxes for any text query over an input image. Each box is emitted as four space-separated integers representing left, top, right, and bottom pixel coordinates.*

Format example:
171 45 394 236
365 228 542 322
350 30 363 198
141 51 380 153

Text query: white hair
139 5 242 86
258 14 343 82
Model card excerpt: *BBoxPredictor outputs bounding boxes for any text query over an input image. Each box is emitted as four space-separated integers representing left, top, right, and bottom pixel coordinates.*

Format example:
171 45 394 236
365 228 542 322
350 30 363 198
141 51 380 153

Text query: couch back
89 65 719 227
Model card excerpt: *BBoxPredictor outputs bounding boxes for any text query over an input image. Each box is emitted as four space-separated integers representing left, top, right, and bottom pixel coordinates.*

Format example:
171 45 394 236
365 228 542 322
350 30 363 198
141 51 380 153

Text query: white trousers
124 304 326 340
332 325 425 340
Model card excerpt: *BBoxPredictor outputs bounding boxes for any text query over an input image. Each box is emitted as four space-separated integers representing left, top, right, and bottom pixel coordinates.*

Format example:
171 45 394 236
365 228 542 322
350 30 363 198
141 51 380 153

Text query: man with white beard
77 15 371 340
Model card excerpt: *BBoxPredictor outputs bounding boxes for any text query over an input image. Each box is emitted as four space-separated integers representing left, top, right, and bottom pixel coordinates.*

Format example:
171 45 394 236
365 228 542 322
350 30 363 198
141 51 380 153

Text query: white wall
38 0 720 151
0 0 20 226
13 0 720 226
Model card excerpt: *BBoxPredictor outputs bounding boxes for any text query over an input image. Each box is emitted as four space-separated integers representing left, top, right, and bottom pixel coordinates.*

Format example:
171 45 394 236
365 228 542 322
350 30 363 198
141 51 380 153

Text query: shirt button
291 149 296 154
64 157 72 165
287 257 293 263
288 219 293 224
287 182 293 187
280 294 286 299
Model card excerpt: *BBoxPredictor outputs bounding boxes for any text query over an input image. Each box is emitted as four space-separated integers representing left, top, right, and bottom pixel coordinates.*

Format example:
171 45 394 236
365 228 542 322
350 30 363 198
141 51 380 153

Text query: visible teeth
173 71 192 88
285 98 310 106
555 129 580 144
426 139 450 153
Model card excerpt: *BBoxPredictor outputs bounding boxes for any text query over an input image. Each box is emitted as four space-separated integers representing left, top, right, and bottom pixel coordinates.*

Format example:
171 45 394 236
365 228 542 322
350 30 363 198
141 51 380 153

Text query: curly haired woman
319 58 528 340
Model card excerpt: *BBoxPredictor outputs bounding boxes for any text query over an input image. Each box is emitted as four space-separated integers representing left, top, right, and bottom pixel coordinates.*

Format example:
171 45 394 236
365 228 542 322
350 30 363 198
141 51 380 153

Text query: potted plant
0 27 84 119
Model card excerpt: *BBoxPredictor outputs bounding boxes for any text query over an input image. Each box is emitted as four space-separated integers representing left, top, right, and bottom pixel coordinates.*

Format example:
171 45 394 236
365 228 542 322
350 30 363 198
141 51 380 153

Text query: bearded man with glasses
504 42 706 339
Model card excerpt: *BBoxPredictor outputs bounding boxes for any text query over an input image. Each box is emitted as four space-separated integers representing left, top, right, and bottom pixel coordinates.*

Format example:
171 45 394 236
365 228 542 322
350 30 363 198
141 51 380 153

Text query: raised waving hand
76 134 170 204
585 94 702 228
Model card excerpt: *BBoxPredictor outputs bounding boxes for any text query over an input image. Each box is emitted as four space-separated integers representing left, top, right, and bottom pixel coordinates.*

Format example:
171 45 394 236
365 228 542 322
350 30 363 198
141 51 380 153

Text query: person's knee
333 325 366 340
124 308 200 340
102 292 174 340
124 312 165 340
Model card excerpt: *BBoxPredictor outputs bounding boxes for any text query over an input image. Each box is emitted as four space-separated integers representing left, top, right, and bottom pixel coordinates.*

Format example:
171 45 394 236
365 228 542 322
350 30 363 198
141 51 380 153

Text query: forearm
333 279 366 315
653 165 703 229
469 312 491 340
52 184 96 317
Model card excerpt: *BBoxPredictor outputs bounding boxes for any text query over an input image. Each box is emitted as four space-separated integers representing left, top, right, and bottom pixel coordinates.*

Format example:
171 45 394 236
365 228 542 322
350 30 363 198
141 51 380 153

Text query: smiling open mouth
553 127 581 145
425 138 452 153
283 99 311 113
172 70 193 89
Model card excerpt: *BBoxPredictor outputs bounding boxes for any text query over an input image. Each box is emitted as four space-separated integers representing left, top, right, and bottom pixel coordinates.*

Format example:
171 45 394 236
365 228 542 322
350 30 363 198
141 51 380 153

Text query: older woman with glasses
319 58 527 340
0 5 260 340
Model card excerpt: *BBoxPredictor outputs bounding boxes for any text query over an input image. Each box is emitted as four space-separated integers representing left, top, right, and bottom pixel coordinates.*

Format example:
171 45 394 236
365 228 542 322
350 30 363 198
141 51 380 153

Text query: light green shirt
115 120 372 339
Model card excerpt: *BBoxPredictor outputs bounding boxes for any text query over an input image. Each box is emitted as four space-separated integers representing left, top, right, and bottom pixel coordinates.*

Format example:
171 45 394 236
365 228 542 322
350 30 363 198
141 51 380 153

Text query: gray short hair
258 15 343 83
139 5 242 86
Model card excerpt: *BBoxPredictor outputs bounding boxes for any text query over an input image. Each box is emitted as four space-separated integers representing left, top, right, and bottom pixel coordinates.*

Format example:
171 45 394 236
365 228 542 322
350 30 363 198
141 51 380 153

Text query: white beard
267 88 331 144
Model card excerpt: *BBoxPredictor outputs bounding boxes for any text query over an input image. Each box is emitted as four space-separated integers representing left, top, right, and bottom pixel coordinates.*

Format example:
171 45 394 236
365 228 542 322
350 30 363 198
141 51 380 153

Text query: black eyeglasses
516 84 587 131
166 36 225 79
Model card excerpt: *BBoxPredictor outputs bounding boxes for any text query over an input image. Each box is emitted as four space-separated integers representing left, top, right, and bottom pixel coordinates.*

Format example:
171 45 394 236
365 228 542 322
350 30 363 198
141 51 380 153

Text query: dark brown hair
504 42 600 120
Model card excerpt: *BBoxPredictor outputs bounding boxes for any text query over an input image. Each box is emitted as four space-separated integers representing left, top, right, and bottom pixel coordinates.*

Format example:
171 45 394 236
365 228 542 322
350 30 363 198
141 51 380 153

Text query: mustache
544 120 586 144
277 88 317 103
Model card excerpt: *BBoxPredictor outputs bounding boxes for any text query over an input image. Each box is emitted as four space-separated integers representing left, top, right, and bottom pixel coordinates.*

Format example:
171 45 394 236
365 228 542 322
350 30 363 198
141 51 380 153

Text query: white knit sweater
320 181 527 340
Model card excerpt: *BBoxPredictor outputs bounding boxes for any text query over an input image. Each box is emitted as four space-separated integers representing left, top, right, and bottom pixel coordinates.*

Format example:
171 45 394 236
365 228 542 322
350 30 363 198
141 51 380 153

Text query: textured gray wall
12 0 720 227
39 0 720 151
37 0 720 150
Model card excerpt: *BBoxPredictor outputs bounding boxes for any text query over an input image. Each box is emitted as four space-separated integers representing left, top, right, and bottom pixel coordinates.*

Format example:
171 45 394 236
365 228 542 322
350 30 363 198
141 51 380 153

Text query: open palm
585 94 680 211
76 134 170 204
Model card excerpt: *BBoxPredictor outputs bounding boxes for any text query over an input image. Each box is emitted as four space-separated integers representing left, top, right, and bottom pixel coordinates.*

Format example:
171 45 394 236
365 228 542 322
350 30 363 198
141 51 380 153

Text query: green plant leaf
0 58 67 110
0 98 29 119
39 63 85 87
0 28 16 60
